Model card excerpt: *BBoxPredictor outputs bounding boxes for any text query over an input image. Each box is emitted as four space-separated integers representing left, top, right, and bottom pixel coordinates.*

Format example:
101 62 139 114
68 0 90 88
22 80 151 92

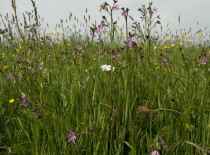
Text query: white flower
101 64 115 71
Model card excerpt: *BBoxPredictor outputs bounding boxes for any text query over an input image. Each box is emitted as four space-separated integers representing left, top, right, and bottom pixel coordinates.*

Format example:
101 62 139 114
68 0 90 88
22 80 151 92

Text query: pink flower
152 7 158 13
67 130 76 144
162 59 168 66
151 150 159 155
200 57 208 65
97 25 103 33
121 11 126 16
113 4 120 11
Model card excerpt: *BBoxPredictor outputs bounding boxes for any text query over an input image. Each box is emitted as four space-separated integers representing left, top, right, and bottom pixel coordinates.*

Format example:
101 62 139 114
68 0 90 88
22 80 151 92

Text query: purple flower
7 73 14 79
152 7 158 13
200 57 208 65
113 4 120 11
151 150 159 155
162 59 168 66
67 130 76 144
90 31 93 36
121 11 126 16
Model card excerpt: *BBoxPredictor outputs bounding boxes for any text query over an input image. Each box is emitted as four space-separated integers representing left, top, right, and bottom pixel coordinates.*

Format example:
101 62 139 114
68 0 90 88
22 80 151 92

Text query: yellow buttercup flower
178 42 182 45
85 69 88 72
121 32 124 36
3 65 8 69
199 31 203 35
13 40 16 43
122 42 124 45
2 53 5 58
115 25 118 27
189 40 191 42
171 44 174 47
9 99 15 103
93 58 96 61
120 27 122 30
184 35 188 38
166 37 169 40
154 46 157 50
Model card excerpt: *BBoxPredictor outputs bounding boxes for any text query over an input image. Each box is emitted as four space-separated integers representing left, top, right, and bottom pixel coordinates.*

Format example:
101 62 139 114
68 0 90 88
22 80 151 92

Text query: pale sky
0 0 210 35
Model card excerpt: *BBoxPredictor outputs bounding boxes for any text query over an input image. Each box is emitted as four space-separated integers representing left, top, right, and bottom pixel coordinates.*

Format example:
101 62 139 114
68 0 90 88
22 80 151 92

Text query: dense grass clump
0 0 209 154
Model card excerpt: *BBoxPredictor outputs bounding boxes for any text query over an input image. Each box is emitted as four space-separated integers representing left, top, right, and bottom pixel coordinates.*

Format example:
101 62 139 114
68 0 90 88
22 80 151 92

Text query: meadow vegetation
0 0 209 154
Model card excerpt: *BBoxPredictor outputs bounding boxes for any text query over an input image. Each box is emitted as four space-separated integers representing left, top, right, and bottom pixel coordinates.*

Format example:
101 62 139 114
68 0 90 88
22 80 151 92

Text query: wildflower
85 69 88 72
152 7 158 13
3 65 8 69
93 58 96 61
8 73 14 79
120 27 122 30
154 46 157 50
178 42 182 45
2 53 5 58
200 57 208 65
171 44 174 47
55 36 58 39
28 28 34 35
113 4 120 11
19 38 23 42
13 55 16 58
67 130 76 144
189 40 191 42
184 35 188 38
121 11 126 16
151 150 159 155
121 32 124 35
162 59 168 66
9 99 15 103
115 25 118 27
166 37 169 40
13 40 16 43
199 31 203 35
97 25 103 33
101 64 115 71
122 42 124 45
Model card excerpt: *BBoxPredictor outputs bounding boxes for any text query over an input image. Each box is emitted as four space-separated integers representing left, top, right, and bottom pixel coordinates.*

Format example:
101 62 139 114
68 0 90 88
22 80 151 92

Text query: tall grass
0 0 209 154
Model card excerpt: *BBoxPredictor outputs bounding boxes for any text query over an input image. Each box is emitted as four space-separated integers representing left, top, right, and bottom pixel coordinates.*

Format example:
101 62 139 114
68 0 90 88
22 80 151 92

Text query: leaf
123 141 134 150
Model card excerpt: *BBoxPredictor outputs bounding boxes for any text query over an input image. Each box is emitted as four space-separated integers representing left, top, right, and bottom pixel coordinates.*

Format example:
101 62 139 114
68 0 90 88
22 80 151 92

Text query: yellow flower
13 40 16 43
2 53 5 58
166 37 169 40
171 44 174 47
47 33 50 35
19 46 22 49
184 35 188 38
27 52 30 56
93 58 96 61
58 31 61 34
3 65 8 69
115 25 118 27
19 38 23 42
41 42 44 45
13 54 16 58
189 40 191 42
16 49 19 52
164 46 168 49
55 36 58 39
154 46 157 50
67 43 70 46
120 27 122 30
178 42 182 45
85 69 88 72
137 44 139 47
9 99 15 103
199 31 203 35
156 66 160 69
66 37 68 39
122 42 124 45
154 62 158 66
186 124 189 128
208 51 210 54
121 32 124 35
